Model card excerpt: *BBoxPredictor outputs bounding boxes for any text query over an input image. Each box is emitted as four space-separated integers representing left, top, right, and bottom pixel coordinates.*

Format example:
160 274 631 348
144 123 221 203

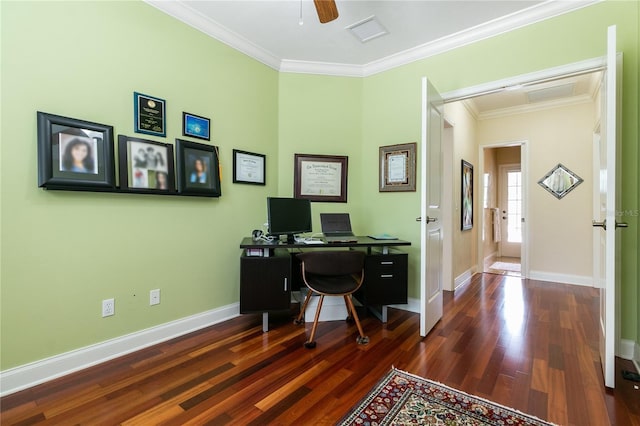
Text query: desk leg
368 305 388 323
262 312 269 332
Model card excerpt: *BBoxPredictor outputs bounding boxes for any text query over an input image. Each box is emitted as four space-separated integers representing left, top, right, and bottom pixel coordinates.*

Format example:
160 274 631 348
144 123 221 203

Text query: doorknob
615 221 629 229
416 216 438 223
592 219 607 230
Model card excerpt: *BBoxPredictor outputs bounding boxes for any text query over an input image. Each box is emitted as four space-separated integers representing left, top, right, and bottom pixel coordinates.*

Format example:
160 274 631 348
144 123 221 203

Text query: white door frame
477 142 529 277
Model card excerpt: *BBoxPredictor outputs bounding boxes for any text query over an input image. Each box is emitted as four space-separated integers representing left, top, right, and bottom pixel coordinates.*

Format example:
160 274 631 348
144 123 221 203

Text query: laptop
320 213 358 243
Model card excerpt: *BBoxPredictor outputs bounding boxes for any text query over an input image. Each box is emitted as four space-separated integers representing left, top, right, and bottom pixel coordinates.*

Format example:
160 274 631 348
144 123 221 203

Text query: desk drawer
360 253 408 305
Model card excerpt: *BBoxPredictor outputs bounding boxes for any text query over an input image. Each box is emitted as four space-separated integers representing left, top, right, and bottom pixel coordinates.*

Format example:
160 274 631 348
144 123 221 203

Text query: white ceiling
145 0 601 114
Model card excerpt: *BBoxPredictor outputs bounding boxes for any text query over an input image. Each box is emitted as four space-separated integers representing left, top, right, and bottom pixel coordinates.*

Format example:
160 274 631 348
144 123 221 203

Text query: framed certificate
134 92 166 137
233 149 265 185
294 153 348 203
379 142 417 192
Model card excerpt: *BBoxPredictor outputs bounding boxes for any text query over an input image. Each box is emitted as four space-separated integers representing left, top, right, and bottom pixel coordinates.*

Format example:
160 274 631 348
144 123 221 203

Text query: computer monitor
267 197 312 243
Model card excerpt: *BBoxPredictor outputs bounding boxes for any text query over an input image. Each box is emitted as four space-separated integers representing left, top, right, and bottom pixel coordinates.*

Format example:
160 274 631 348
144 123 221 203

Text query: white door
419 77 444 337
593 25 622 389
498 164 522 258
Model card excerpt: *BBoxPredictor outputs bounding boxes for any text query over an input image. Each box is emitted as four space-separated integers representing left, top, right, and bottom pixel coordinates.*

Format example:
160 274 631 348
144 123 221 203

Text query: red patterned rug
340 368 555 425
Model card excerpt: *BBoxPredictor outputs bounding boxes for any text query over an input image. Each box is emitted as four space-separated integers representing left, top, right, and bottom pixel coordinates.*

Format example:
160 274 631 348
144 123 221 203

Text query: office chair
294 250 369 348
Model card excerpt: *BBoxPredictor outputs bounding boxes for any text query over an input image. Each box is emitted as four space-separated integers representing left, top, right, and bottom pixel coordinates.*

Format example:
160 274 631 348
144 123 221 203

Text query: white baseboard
0 303 239 397
455 268 475 290
528 270 593 287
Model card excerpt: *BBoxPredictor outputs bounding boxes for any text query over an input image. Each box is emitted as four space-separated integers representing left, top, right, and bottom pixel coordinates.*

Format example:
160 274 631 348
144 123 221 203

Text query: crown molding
279 60 364 77
145 0 601 77
144 0 281 70
361 0 601 77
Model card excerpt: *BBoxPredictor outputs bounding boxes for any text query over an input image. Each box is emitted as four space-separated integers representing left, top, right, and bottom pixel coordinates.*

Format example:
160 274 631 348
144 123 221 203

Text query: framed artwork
118 135 175 193
233 149 265 185
461 159 473 231
379 142 417 192
176 139 221 197
37 112 116 190
294 153 348 203
134 92 166 137
538 163 583 199
182 112 210 141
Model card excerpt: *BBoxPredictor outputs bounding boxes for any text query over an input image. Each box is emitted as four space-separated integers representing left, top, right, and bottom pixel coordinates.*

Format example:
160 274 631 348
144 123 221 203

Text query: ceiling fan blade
313 0 339 23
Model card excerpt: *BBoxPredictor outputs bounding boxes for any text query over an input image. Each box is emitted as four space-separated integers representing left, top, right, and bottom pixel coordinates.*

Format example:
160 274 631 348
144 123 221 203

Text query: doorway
482 146 524 277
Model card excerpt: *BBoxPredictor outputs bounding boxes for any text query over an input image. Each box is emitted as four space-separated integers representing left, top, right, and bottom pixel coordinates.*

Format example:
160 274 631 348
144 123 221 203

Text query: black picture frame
233 149 265 185
182 112 211 141
118 135 175 194
134 92 166 137
294 153 348 203
461 159 473 231
37 112 116 190
176 139 221 197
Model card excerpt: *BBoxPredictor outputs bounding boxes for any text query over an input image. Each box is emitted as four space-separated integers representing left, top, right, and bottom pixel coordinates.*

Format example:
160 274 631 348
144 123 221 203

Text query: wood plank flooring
2 273 639 425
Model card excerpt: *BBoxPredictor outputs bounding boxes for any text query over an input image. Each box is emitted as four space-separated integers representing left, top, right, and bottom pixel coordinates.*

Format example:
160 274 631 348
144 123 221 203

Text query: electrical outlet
102 298 115 317
150 289 160 306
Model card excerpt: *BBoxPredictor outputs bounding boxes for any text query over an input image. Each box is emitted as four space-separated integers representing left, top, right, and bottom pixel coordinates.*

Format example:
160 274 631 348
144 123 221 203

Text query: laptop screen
320 213 353 234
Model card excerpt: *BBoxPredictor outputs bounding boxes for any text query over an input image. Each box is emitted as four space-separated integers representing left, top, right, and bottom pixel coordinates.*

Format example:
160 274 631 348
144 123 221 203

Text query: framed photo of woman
118 135 175 194
175 139 221 197
37 112 116 190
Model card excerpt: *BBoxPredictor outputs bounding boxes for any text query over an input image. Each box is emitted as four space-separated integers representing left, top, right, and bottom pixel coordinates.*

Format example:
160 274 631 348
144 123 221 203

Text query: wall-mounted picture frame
461 159 474 231
233 149 265 185
294 153 348 203
379 142 417 192
37 112 116 190
118 135 175 194
176 139 221 197
134 92 166 137
538 163 583 199
182 112 210 141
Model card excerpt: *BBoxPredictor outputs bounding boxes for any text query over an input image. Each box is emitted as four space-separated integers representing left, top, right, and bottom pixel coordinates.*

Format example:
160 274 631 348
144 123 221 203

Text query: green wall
0 1 279 369
1 0 638 372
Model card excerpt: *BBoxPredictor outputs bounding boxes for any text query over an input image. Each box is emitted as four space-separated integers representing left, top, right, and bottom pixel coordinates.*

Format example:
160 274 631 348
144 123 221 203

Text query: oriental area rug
339 368 555 425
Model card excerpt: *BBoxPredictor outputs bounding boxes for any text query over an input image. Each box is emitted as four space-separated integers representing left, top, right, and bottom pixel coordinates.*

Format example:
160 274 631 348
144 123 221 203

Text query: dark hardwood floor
2 273 639 425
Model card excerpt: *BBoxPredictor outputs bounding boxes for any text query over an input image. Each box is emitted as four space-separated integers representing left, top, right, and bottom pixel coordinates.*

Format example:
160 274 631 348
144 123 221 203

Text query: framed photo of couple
118 136 175 194
37 111 116 190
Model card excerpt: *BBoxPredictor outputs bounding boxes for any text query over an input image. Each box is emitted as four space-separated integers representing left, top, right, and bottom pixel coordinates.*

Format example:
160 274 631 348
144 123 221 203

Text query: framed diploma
294 154 348 203
379 142 417 192
233 149 265 185
134 92 166 137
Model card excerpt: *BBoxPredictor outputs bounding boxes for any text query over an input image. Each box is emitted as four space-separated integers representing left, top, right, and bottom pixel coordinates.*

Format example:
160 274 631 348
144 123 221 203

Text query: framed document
294 154 348 203
134 92 166 137
233 149 265 185
379 142 416 192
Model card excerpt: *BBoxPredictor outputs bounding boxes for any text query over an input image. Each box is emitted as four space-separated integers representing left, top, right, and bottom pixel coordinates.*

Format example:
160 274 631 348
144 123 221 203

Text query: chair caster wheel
293 318 304 325
304 341 317 349
356 336 370 345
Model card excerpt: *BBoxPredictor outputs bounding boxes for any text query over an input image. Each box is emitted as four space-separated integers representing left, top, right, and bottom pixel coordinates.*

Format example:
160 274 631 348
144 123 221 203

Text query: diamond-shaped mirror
538 163 583 199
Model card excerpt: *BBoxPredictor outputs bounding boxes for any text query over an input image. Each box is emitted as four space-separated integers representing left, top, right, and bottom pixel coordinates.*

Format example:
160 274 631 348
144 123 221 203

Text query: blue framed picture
182 112 210 141
134 92 166 137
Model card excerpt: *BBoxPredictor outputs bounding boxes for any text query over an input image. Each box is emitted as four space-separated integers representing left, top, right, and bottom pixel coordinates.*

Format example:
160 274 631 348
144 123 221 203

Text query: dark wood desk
239 236 411 331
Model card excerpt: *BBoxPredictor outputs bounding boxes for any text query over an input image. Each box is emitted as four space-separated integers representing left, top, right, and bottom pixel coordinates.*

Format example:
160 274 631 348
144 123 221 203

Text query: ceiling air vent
346 16 388 43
